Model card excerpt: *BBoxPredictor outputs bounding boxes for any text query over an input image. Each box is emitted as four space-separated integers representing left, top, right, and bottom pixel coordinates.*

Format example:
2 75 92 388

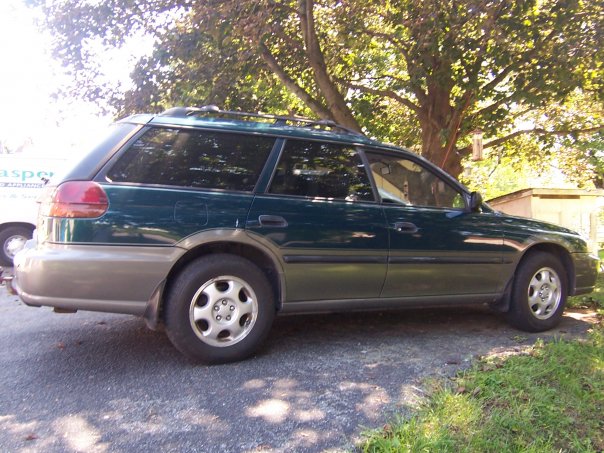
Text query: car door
247 139 388 303
364 150 508 299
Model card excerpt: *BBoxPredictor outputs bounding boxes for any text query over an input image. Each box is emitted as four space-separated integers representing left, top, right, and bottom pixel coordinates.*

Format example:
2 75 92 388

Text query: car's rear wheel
506 252 567 332
164 254 275 363
0 225 33 266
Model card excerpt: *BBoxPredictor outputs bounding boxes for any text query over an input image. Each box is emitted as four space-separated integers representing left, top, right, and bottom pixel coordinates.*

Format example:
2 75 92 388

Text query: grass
359 261 604 453
360 329 604 453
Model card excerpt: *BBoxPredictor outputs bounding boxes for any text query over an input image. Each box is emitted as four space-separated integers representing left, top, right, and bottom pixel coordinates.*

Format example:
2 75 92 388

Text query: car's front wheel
164 254 275 363
506 252 567 332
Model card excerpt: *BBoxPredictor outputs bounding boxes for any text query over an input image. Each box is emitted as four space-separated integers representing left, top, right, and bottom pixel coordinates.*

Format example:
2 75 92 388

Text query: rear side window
107 128 275 191
269 140 374 201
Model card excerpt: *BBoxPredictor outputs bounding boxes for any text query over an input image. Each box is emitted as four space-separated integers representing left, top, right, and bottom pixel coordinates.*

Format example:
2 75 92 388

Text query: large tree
40 0 603 178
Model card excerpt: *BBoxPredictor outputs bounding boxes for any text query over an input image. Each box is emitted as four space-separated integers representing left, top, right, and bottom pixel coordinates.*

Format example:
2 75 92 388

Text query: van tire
0 225 33 266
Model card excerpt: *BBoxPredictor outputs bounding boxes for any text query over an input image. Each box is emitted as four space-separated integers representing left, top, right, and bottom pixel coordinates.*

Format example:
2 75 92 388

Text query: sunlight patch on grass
360 328 604 453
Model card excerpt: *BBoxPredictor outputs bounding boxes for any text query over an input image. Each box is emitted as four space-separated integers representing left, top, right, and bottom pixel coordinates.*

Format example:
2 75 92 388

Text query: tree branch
473 76 542 120
479 27 559 94
258 42 334 121
364 29 427 104
472 93 516 119
364 30 406 50
273 27 305 55
459 125 604 153
479 61 522 94
461 2 508 88
345 82 420 113
298 0 361 131
441 91 475 167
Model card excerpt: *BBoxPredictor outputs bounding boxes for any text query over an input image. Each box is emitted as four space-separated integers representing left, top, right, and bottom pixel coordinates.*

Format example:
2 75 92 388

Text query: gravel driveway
0 273 596 453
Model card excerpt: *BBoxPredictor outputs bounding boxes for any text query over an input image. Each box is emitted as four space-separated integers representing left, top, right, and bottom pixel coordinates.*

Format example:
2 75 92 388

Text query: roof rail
160 105 364 136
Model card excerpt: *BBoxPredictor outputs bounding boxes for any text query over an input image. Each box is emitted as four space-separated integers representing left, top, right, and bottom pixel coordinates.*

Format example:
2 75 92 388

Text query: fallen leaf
383 423 393 437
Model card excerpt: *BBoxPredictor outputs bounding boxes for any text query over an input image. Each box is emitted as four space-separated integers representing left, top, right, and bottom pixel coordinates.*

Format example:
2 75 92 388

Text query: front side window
107 127 275 191
269 140 373 201
366 152 464 208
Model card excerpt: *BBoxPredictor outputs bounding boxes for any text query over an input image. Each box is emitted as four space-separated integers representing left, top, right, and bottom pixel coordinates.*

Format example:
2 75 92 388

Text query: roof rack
160 105 364 137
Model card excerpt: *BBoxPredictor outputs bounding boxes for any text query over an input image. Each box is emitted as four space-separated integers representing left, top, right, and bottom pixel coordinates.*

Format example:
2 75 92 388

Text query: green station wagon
12 106 599 363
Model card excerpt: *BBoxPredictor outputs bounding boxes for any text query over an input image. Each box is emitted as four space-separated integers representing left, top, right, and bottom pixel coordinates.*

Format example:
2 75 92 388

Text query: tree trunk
298 0 361 132
417 87 464 180
419 122 464 179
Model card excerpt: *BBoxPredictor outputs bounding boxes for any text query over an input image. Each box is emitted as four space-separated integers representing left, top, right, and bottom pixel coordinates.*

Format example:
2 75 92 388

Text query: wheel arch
491 241 575 313
518 242 575 293
0 222 36 233
152 240 284 327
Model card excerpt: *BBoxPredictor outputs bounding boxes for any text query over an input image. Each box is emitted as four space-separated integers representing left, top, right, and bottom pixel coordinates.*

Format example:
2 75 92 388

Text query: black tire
0 225 33 266
164 254 275 364
506 252 567 332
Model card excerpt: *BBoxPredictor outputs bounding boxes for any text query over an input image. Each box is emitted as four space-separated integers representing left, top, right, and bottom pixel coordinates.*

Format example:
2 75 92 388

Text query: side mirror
469 191 483 212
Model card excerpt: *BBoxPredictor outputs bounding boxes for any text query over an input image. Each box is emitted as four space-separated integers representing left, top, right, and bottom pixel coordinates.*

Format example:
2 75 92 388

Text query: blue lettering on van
0 169 55 181
0 182 44 188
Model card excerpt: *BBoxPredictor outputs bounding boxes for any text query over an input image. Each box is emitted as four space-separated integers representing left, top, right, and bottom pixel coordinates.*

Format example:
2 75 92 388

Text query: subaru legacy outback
12 106 599 363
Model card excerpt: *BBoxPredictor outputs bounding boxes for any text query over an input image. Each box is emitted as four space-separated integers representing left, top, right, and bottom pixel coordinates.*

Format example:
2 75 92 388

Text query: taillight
43 181 109 218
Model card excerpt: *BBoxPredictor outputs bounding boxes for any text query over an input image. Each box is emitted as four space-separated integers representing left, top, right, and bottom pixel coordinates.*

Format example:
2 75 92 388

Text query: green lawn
360 262 604 453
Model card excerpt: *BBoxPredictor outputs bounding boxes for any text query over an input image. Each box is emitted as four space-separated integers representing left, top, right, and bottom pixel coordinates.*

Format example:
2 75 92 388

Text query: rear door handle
394 221 418 234
258 215 288 228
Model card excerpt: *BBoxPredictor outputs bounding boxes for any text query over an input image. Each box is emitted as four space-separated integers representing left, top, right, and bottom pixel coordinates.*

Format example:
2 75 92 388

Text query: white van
0 154 69 265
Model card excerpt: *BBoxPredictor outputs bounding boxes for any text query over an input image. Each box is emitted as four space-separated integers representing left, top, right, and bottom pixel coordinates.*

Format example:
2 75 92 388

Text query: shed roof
488 188 604 205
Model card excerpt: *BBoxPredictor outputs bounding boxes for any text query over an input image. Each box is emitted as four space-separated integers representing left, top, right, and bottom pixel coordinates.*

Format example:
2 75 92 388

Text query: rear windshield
106 127 275 192
61 122 140 182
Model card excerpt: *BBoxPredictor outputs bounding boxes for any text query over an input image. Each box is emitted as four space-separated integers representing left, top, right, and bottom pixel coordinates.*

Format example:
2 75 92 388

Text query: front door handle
258 215 288 228
394 221 418 234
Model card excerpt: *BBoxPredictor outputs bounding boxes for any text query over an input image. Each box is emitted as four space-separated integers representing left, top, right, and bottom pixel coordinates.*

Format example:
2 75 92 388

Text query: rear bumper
13 239 184 315
571 252 600 296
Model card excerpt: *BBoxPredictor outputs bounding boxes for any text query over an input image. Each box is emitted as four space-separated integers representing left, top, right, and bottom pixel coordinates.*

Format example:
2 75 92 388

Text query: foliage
360 327 604 452
557 132 604 189
34 0 604 178
460 134 551 199
461 87 604 194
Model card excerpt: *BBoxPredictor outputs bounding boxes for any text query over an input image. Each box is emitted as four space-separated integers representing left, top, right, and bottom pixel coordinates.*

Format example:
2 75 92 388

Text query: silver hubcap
189 275 258 347
4 234 27 259
527 267 561 320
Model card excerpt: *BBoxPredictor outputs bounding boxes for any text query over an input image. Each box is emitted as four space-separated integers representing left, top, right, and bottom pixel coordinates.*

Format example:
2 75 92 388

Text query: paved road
0 272 596 453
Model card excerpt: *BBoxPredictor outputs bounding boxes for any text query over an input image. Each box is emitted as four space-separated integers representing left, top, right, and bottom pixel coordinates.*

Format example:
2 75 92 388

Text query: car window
106 127 275 191
366 152 464 209
269 140 374 201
